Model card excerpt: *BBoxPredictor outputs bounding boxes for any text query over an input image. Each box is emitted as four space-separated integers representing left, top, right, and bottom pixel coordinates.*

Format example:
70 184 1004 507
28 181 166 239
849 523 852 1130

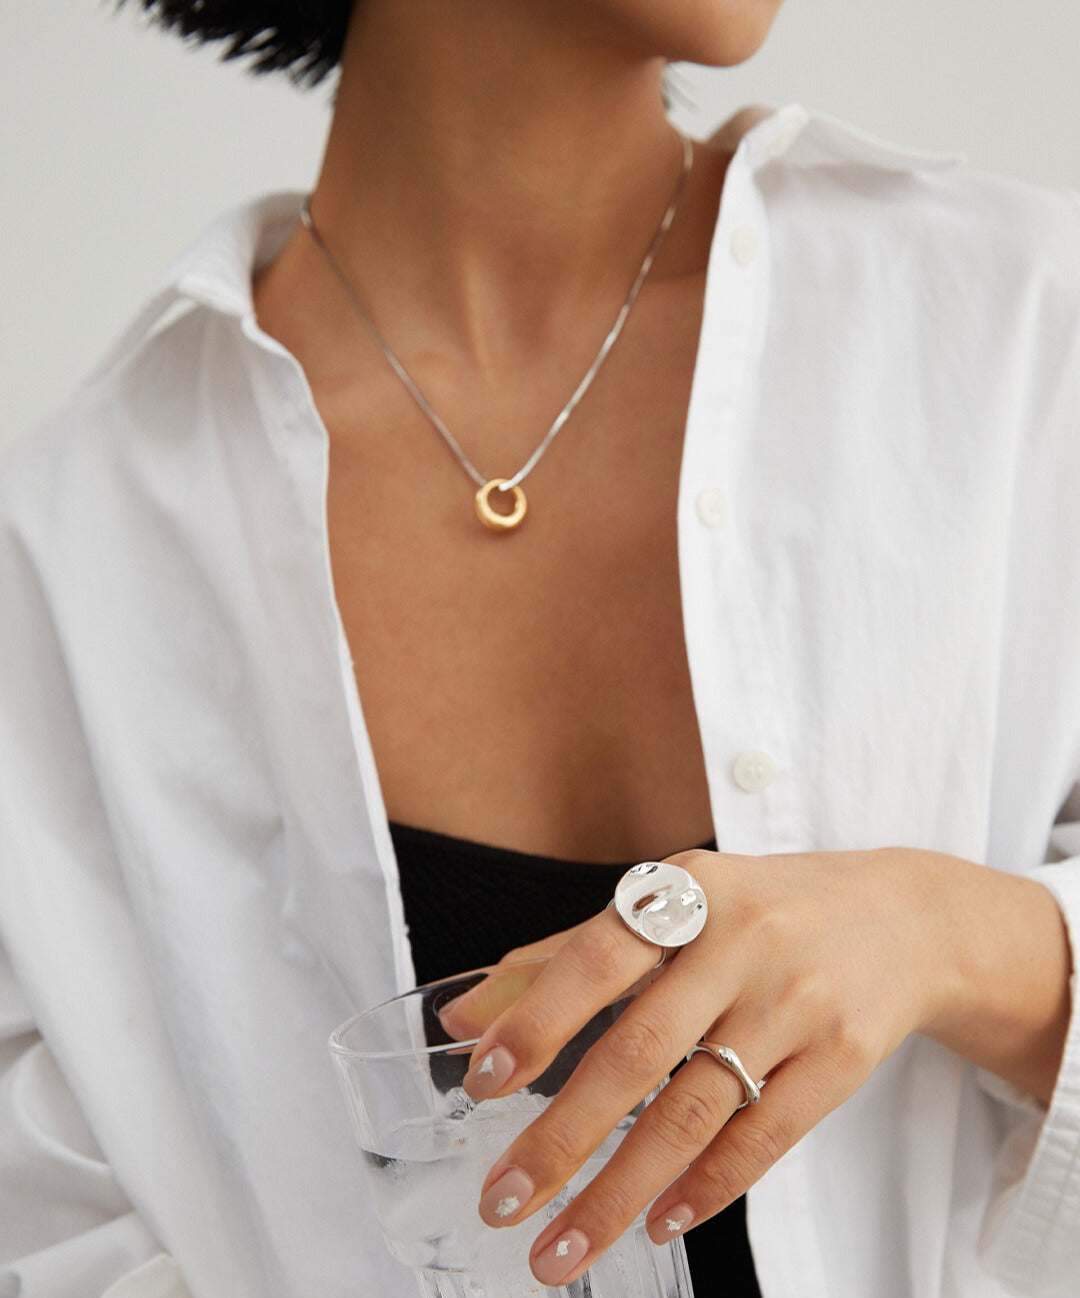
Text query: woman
1 1 1078 1296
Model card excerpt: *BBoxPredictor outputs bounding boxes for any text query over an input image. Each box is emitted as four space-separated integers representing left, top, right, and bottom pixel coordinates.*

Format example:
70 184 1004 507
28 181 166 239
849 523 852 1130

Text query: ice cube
443 1086 477 1122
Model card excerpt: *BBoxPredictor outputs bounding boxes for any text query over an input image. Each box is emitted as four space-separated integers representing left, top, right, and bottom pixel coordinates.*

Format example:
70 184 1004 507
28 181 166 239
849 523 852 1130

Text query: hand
450 846 982 1288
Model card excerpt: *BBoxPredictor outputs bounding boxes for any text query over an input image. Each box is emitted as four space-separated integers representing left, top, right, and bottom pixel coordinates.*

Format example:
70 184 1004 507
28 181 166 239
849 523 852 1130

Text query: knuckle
603 1013 672 1080
786 968 835 1034
734 1117 790 1172
578 1177 639 1235
502 994 562 1060
664 848 710 875
532 1115 585 1176
650 1087 720 1151
784 972 878 1077
691 1150 743 1208
751 899 791 946
789 966 827 1013
576 924 625 984
524 1116 586 1188
823 1011 876 1076
690 1117 793 1211
727 886 770 938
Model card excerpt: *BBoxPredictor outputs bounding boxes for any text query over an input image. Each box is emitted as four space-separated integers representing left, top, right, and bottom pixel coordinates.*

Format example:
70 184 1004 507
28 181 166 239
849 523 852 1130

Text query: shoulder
0 190 303 558
726 105 1080 376
733 104 1080 284
1 188 303 542
0 304 212 562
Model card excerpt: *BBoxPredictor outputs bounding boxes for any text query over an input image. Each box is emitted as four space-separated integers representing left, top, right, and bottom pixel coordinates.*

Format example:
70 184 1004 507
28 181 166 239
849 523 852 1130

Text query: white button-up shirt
2 103 1079 1298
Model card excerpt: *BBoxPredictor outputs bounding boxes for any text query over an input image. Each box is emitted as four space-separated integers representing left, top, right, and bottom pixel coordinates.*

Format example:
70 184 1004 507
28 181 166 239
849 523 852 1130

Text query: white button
733 749 777 793
730 226 759 267
766 124 802 160
695 488 727 529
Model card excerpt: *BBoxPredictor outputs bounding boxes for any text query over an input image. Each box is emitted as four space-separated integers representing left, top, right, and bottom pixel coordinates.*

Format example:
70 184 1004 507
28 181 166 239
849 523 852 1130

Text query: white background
4 0 1079 446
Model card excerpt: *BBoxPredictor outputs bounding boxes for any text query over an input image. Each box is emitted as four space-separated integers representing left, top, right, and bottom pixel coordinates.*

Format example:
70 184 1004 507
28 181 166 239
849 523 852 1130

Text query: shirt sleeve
0 943 167 1297
0 436 186 1298
975 794 1080 1296
974 186 1080 1296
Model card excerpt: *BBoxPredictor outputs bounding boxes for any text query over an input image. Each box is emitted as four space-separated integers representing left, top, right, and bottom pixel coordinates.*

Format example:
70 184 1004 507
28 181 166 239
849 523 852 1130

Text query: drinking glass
329 957 694 1298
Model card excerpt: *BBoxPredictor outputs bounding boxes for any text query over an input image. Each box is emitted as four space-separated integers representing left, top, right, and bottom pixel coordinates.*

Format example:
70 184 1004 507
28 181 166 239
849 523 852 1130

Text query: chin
591 0 785 69
678 0 785 65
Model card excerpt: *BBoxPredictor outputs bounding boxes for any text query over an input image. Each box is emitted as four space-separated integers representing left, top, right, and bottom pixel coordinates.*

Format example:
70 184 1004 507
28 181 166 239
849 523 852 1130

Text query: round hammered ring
611 860 708 953
474 478 528 531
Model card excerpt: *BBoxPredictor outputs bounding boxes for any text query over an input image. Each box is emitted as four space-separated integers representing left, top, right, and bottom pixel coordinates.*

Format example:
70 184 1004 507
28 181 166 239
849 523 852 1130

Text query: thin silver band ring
688 1041 764 1111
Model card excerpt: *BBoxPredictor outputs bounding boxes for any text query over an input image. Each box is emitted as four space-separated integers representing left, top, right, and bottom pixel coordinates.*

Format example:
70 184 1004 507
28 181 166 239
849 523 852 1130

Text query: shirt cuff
978 858 1080 1294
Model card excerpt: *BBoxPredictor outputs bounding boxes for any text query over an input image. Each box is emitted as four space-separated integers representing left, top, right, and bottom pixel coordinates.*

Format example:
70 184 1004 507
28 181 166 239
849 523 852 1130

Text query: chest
318 288 716 861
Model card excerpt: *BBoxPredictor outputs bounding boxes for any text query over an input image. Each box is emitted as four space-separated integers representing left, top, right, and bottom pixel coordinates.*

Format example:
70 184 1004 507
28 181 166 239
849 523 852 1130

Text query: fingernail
648 1202 695 1245
437 993 463 1019
531 1227 590 1286
437 995 469 1040
478 1166 535 1226
464 1045 516 1098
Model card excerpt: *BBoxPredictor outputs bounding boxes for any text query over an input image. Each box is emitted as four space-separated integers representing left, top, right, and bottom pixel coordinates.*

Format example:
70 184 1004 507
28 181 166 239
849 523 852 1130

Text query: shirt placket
678 147 805 861
238 311 418 1002
677 128 829 1298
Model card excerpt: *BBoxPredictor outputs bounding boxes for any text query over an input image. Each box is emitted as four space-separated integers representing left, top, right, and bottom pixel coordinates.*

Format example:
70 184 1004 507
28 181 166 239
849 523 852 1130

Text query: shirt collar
90 105 965 380
726 101 966 174
777 103 964 173
169 189 305 321
84 190 304 386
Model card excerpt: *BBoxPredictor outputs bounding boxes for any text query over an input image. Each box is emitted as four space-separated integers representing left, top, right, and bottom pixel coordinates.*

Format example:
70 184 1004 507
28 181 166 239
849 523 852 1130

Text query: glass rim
328 954 555 1062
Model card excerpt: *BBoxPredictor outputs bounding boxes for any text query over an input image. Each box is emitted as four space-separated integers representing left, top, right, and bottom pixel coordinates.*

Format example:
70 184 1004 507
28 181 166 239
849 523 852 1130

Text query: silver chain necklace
300 132 693 533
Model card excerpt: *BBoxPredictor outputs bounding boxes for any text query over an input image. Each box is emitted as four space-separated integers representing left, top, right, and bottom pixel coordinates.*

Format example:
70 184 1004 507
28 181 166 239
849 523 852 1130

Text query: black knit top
390 818 760 1297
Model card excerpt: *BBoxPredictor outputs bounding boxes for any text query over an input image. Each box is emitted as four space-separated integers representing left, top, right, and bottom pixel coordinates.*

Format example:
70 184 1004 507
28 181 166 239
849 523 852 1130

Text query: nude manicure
478 1166 535 1226
648 1202 695 1245
464 1045 516 1098
531 1227 590 1286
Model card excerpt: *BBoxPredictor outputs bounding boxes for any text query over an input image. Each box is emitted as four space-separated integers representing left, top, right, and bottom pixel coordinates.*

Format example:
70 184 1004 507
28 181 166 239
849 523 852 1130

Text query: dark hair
114 1 354 87
115 3 690 107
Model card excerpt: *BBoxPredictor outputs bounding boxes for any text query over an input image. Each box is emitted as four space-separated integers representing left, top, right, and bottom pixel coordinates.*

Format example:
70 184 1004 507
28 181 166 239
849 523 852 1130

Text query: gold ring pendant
474 479 528 532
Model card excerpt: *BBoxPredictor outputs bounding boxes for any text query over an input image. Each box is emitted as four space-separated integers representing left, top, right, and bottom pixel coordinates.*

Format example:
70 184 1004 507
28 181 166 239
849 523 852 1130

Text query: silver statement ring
688 1041 764 1111
610 861 708 956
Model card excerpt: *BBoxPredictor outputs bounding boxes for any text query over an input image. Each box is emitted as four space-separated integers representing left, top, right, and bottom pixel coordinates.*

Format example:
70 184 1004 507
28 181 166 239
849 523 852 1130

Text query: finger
436 961 546 1042
437 922 599 1040
521 1036 780 1288
474 962 734 1228
645 1051 843 1245
461 906 661 1099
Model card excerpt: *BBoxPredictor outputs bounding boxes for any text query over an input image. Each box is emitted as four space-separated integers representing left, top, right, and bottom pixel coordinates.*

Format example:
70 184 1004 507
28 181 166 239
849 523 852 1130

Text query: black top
391 818 760 1297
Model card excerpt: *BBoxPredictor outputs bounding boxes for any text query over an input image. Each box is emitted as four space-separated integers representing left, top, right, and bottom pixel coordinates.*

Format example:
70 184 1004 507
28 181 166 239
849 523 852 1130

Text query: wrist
895 847 977 1040
913 852 1071 1104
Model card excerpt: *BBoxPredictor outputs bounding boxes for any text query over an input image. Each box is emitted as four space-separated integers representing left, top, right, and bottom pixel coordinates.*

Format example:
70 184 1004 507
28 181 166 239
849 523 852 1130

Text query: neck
305 0 698 369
